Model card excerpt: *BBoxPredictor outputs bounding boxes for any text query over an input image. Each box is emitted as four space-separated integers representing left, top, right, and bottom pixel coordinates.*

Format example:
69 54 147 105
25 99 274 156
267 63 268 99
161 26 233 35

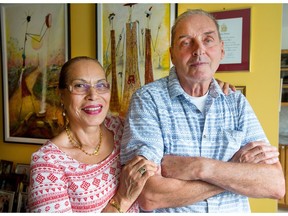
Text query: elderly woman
28 56 157 213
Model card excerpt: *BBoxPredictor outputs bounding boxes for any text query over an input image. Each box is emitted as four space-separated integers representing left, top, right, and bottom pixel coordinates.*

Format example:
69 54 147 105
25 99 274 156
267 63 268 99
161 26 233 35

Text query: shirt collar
167 66 226 99
168 66 185 99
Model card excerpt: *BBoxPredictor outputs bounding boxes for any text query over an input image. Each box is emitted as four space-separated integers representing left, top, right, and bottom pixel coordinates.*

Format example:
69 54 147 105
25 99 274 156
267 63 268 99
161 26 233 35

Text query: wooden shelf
278 144 288 207
279 50 288 208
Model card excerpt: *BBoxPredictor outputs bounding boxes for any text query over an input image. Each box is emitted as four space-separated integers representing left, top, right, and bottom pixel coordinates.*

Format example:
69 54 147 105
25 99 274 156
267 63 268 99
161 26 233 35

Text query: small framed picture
0 160 13 175
17 192 28 212
0 190 15 212
235 86 246 96
15 164 30 182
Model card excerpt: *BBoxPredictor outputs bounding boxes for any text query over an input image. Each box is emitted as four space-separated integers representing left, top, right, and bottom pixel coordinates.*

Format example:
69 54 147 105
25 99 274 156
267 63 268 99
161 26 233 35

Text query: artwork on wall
96 3 176 117
211 8 251 72
0 4 70 144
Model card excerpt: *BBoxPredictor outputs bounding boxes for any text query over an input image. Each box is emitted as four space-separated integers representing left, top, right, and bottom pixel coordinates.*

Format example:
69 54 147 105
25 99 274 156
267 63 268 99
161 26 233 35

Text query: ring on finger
138 166 146 175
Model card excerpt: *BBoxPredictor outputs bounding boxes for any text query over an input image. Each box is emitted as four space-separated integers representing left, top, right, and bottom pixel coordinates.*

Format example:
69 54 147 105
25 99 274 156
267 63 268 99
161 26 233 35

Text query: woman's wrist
110 193 131 213
109 198 123 213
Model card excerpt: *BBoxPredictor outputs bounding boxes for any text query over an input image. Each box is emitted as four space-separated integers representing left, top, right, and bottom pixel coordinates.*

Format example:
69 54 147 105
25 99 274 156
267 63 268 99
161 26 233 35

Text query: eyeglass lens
69 81 110 94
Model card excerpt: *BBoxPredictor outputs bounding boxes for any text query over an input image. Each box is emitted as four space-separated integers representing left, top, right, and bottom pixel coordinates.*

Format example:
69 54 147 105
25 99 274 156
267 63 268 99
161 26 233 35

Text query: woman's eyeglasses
67 81 110 95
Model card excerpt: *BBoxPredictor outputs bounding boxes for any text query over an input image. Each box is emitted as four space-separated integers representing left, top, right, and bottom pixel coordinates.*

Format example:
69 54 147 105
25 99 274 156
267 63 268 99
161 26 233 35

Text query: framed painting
211 8 251 72
0 190 15 212
0 4 70 144
96 3 176 117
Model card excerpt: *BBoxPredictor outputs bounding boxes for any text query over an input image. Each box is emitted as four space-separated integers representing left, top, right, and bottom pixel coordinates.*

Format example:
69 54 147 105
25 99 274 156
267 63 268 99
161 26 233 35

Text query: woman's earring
61 103 69 126
61 103 66 117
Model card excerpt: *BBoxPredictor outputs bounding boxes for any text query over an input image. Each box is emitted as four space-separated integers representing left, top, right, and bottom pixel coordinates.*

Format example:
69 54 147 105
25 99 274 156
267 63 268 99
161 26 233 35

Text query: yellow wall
70 4 96 58
0 3 282 212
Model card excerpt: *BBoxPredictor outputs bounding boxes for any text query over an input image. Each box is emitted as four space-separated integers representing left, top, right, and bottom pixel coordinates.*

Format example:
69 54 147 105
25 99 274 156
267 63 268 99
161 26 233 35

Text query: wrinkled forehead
176 14 218 35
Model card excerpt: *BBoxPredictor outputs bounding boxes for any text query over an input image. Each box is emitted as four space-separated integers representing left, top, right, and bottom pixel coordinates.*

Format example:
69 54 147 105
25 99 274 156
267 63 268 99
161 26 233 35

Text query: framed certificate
212 8 251 72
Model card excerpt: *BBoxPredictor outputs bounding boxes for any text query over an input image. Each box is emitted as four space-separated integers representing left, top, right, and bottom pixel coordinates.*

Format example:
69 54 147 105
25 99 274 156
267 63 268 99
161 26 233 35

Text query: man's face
170 14 225 84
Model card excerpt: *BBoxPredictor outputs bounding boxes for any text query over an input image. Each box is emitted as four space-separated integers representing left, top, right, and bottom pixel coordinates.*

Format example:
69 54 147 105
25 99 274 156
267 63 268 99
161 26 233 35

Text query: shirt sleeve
120 89 165 165
28 149 72 213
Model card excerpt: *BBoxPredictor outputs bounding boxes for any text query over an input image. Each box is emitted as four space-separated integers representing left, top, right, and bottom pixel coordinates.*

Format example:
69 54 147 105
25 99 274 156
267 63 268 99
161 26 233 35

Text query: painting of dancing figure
1 4 70 144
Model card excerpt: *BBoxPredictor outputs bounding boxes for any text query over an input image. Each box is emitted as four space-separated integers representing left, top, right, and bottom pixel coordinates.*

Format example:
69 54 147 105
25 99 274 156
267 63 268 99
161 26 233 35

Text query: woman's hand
215 78 236 95
113 156 158 212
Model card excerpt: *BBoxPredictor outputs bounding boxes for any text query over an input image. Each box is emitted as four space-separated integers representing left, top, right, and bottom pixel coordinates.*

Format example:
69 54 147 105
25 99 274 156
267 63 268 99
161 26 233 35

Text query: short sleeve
28 144 72 213
121 89 165 165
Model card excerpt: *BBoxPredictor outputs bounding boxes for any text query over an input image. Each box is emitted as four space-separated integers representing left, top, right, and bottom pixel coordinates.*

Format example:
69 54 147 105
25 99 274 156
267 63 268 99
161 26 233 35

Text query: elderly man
121 9 285 213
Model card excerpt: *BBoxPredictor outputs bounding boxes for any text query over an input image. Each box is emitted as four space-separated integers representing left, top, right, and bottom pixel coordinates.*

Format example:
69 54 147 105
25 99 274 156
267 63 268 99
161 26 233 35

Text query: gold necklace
65 126 102 156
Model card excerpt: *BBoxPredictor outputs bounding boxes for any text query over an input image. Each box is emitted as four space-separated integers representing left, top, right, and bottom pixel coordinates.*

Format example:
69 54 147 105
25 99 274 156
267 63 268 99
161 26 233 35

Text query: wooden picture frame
211 8 251 72
96 3 176 117
0 4 70 144
0 190 15 212
235 86 246 96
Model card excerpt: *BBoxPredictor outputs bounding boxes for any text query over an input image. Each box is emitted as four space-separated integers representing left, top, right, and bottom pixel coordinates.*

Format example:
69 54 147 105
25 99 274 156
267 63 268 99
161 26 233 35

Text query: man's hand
230 141 279 164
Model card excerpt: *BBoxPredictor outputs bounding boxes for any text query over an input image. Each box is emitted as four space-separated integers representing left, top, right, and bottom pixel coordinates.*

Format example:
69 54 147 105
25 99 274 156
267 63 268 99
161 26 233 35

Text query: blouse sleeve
28 146 72 213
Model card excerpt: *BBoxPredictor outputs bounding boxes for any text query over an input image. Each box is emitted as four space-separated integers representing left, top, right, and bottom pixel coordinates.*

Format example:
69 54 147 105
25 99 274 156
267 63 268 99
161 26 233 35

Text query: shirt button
203 135 206 139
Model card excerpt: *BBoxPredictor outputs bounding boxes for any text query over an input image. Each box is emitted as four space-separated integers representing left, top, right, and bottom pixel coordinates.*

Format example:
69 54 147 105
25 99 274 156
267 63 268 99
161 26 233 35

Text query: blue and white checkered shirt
121 66 268 213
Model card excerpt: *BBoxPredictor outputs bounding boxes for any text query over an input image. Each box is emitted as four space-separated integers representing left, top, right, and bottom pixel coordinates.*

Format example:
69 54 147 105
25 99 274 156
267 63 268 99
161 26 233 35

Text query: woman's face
61 60 111 128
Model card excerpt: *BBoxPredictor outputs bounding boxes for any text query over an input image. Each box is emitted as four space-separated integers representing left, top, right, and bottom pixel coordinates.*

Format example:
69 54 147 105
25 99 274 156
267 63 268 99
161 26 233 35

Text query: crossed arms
122 83 285 211
138 141 285 211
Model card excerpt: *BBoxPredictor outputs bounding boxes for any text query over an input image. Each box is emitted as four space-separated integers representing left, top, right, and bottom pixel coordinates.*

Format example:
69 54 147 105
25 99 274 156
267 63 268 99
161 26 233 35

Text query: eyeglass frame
66 79 111 95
